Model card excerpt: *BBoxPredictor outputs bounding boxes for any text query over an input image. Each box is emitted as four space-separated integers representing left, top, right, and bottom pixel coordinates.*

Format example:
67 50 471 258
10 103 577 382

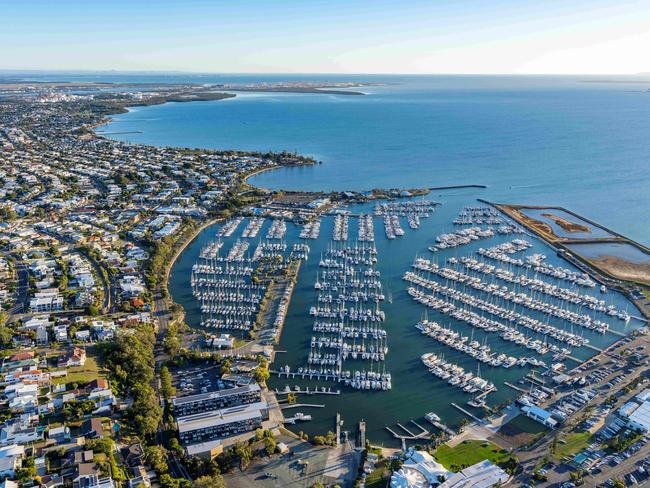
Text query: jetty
385 419 431 449
426 416 456 437
452 402 486 424
274 386 341 396
504 381 528 393
280 403 325 410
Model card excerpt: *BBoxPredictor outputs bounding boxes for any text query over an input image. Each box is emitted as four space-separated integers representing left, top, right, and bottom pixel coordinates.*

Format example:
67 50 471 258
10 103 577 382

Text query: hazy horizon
4 0 650 75
3 69 650 77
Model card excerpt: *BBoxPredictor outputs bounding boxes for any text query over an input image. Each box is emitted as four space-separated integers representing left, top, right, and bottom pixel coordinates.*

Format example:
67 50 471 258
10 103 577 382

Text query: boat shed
522 405 558 428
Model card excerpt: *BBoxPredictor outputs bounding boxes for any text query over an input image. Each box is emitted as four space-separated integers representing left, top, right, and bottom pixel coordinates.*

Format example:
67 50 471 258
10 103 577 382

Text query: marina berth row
358 213 375 242
383 214 404 239
407 286 574 359
266 218 287 239
333 213 349 241
478 242 596 287
289 243 310 260
410 258 614 332
198 240 223 259
252 241 287 260
226 239 250 261
415 319 546 368
450 255 630 321
191 234 300 332
421 352 496 397
241 216 264 238
453 205 511 225
404 274 588 348
375 199 439 238
430 224 524 252
280 241 392 391
216 216 244 237
299 220 321 239
373 199 440 217
312 321 387 339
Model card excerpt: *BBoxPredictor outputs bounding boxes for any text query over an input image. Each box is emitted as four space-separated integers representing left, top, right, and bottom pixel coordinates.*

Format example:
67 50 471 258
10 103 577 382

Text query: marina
170 192 645 446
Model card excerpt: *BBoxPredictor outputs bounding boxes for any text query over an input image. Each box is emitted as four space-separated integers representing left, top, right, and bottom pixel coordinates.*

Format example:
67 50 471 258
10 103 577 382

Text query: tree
160 366 176 399
62 400 96 420
169 437 184 457
265 436 277 455
98 322 161 439
132 383 162 438
193 474 226 488
612 480 625 488
234 442 253 470
0 324 13 346
145 445 169 474
159 474 191 488
14 457 37 481
253 364 270 384
164 334 181 357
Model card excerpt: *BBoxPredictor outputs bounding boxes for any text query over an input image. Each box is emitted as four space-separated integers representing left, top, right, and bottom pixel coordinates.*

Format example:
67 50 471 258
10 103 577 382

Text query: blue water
103 74 650 245
168 193 640 446
98 74 650 444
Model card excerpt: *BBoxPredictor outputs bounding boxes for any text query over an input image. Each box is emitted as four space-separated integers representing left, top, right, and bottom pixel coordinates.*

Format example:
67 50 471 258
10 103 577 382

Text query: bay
103 75 650 445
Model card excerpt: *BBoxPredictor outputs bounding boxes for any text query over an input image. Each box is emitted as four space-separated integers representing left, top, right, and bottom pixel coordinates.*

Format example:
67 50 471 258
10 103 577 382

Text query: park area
433 439 516 472
554 432 594 461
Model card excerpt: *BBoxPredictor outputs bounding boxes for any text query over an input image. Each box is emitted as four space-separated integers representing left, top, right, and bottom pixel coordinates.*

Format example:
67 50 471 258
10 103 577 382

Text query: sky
2 0 650 74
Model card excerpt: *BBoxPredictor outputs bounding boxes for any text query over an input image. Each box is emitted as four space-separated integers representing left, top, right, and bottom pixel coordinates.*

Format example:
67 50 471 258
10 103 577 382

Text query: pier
385 419 431 450
271 370 342 382
274 386 341 396
426 417 456 437
451 402 486 424
280 403 325 410
504 381 528 393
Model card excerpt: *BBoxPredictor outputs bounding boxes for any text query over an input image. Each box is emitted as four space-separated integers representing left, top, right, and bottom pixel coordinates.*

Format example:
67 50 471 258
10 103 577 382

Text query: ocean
99 74 650 445
101 74 650 245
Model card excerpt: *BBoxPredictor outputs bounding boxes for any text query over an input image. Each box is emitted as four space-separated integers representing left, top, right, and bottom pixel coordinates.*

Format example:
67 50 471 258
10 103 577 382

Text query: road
8 259 29 318
39 229 116 313
78 246 114 313
508 332 650 486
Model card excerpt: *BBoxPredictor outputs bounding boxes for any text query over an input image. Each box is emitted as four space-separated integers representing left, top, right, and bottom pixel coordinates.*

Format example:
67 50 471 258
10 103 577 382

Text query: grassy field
52 355 105 385
434 440 514 471
554 432 593 460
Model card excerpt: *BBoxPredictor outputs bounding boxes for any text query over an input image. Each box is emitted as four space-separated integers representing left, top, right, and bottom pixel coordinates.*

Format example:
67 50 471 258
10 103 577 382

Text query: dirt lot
490 414 548 450
225 434 361 488
590 255 650 285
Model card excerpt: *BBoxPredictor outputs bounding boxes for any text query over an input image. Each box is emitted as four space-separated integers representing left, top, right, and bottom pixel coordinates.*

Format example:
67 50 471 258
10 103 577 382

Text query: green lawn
434 440 513 471
52 355 104 386
554 432 593 460
364 459 390 488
